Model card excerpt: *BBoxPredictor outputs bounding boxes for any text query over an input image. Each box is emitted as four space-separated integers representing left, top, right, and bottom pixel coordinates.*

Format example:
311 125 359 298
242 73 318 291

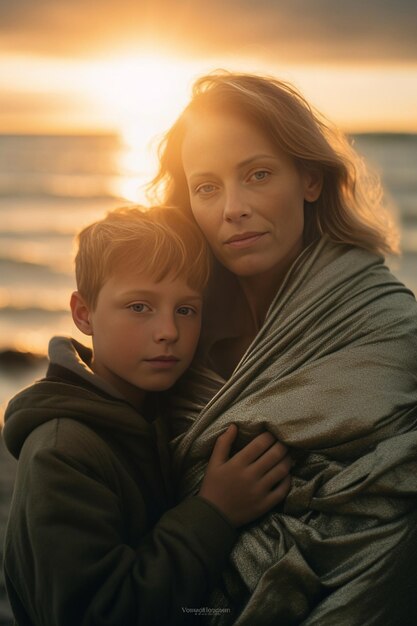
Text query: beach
0 437 15 626
0 133 128 624
0 131 416 623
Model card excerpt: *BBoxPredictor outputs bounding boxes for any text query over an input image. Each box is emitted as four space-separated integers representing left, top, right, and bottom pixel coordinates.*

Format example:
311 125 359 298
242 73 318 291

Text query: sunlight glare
82 54 198 202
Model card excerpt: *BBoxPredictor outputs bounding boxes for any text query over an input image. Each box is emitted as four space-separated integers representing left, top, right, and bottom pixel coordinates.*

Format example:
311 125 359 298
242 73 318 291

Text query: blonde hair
75 205 211 309
149 71 399 256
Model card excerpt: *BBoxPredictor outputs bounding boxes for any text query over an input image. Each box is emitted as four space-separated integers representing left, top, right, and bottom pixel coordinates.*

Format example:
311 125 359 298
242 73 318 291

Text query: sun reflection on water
83 52 205 203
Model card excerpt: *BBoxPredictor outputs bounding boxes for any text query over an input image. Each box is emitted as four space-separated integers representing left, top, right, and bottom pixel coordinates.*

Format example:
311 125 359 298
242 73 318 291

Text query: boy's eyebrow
120 290 202 301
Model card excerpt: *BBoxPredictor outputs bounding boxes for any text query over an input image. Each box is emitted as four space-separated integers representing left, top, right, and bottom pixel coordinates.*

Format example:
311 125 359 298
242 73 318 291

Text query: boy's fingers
260 454 293 488
208 424 238 466
265 474 292 508
234 431 278 465
252 442 290 476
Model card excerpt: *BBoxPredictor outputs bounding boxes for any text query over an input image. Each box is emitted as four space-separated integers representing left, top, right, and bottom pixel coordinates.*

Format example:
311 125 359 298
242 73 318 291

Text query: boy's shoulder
19 416 119 477
3 370 150 463
16 415 154 502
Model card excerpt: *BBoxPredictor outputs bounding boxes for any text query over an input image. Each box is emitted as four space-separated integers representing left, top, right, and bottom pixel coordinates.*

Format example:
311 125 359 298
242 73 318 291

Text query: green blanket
171 237 417 625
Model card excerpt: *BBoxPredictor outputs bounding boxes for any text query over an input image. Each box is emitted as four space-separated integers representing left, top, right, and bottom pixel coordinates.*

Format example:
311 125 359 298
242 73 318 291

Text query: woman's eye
195 183 217 196
177 306 196 316
250 170 270 182
129 303 150 313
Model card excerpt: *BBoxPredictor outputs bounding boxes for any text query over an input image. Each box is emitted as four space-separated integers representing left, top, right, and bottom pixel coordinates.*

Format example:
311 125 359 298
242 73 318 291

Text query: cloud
1 0 417 63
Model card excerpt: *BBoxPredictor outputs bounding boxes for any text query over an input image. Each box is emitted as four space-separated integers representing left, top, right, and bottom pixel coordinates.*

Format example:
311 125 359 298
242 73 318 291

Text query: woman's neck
238 267 286 330
207 273 278 380
238 240 306 329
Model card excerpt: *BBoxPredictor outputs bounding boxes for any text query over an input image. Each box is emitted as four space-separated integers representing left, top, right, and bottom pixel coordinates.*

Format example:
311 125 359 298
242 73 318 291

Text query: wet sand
0 354 47 625
0 436 16 626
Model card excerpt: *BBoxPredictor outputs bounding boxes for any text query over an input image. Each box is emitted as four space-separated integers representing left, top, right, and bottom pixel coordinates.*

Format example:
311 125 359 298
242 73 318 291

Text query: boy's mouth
144 355 180 369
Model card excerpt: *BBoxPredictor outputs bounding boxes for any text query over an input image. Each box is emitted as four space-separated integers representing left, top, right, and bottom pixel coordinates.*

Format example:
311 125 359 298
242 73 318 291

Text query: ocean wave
0 306 69 316
0 256 71 273
0 133 121 173
384 176 417 196
401 226 417 255
0 230 73 240
396 194 417 220
0 173 122 200
0 133 128 200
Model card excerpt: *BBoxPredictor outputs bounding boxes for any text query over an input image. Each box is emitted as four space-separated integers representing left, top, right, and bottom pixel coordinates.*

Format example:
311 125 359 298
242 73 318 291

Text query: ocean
0 132 416 623
0 133 417 415
0 134 129 625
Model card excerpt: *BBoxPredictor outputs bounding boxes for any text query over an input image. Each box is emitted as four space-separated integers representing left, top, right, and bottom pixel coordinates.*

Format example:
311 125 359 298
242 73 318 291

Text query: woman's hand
199 424 291 527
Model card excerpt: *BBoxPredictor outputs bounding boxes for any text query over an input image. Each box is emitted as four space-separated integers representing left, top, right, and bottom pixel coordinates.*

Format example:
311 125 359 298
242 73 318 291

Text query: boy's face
72 268 203 408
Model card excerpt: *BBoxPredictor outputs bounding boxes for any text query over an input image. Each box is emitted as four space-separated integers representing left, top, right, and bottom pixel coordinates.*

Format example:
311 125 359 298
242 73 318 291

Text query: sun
78 52 208 202
0 49 223 201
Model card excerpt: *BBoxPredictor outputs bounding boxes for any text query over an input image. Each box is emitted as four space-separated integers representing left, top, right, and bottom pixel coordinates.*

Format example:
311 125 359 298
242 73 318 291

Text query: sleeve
4 424 237 626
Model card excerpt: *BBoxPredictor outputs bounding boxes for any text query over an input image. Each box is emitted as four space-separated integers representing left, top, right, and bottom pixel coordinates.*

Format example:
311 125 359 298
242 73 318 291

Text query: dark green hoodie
2 337 237 626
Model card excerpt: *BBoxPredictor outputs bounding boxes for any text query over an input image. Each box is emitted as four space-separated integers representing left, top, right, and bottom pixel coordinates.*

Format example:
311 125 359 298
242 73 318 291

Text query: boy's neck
90 359 146 411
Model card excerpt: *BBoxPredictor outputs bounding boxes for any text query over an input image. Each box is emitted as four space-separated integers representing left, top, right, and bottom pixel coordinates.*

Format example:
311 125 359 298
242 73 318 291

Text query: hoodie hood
3 337 151 459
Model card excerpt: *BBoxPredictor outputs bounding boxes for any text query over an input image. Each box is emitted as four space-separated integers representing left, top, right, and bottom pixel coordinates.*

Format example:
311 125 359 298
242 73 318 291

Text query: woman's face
181 111 321 280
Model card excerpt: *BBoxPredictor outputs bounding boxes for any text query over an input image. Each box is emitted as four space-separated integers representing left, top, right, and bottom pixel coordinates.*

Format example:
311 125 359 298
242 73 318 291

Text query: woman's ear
70 291 93 336
302 167 323 202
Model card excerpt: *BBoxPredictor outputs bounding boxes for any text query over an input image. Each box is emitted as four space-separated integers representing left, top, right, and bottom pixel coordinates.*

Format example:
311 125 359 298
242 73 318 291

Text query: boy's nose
153 316 179 343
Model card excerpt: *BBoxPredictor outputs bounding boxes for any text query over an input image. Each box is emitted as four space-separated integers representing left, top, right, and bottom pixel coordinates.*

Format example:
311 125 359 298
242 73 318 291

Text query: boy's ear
302 167 323 202
70 291 93 336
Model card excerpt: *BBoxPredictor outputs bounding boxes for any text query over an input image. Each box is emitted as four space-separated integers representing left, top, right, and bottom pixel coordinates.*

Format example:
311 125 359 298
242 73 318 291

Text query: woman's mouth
224 232 267 249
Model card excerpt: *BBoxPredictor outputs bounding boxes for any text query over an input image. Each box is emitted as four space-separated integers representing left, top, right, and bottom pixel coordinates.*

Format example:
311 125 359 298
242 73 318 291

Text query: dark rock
0 350 47 371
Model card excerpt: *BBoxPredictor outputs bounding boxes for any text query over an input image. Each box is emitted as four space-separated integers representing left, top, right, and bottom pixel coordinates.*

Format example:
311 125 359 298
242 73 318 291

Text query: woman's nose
223 186 251 222
153 315 179 343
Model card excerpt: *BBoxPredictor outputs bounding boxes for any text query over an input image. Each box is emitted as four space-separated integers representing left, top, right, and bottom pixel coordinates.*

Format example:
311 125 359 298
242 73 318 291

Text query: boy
2 206 290 625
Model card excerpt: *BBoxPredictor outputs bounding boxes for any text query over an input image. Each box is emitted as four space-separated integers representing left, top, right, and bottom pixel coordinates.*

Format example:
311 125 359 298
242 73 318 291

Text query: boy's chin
142 379 180 392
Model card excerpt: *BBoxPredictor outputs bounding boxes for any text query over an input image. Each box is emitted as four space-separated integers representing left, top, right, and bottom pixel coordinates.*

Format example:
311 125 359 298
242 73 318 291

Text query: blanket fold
171 237 417 625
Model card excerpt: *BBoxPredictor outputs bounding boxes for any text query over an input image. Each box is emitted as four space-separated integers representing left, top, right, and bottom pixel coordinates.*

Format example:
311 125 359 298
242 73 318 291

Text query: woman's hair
148 70 399 256
75 205 212 310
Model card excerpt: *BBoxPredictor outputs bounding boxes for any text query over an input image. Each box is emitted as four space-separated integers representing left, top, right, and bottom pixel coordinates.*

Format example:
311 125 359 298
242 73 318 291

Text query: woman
148 72 417 625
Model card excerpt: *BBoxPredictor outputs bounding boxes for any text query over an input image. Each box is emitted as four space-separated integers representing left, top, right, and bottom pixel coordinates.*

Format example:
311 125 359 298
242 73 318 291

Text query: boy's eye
177 306 196 316
129 303 151 313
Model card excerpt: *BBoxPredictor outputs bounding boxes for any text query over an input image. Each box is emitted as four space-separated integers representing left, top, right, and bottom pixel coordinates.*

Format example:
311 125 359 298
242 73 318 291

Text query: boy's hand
199 424 291 527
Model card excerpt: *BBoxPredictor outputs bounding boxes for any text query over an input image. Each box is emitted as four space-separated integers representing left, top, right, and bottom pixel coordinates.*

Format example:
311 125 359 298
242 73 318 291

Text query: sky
1 0 417 136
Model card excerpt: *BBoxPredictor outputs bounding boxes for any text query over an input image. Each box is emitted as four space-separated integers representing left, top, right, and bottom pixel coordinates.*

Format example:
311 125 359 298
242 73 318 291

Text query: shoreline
0 436 16 626
0 350 48 425
0 353 44 623
0 349 48 370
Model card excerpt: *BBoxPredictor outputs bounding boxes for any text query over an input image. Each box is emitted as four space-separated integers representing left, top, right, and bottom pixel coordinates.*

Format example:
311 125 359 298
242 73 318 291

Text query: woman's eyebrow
188 154 278 179
237 154 278 168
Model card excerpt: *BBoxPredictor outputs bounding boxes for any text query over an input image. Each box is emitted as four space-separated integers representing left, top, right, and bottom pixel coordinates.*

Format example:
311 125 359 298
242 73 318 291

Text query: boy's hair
75 205 212 310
